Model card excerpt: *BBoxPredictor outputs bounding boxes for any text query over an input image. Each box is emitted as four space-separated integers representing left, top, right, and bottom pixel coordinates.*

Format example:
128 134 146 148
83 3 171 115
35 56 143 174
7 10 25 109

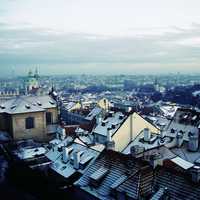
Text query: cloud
0 23 200 75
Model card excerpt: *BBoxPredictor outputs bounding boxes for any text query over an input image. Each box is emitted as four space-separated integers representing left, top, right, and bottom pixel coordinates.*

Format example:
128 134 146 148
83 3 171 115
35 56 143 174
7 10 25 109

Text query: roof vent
25 104 31 109
188 132 199 152
192 115 197 121
11 105 16 109
0 104 5 109
111 124 115 129
49 100 55 105
119 115 124 120
37 101 42 106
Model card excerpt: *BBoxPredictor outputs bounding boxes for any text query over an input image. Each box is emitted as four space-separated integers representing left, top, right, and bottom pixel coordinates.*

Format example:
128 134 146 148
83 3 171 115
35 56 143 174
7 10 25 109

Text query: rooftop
0 95 57 114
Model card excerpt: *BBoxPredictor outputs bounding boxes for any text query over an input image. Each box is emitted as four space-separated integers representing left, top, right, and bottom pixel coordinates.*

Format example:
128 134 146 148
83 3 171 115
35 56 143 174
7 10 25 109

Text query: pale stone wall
46 108 58 124
12 111 46 141
11 107 58 141
112 112 160 152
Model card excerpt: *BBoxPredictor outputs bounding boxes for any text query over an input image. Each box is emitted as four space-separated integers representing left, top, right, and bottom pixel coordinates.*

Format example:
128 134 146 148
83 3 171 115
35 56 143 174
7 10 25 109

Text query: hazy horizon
1 0 200 76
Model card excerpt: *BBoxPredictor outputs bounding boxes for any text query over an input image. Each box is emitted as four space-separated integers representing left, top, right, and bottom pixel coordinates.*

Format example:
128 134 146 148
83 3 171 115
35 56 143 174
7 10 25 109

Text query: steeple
34 67 39 79
28 69 33 77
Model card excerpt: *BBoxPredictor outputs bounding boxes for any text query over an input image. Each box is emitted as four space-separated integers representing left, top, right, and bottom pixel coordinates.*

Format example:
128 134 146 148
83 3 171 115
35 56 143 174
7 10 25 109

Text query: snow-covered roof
15 147 46 160
48 141 100 179
0 95 57 114
93 112 126 137
65 102 77 111
171 157 194 170
85 107 102 120
160 105 178 118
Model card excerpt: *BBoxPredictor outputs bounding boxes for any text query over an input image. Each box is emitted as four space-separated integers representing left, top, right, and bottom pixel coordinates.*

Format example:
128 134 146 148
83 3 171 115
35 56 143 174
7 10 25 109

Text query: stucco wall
12 111 46 141
11 107 58 141
112 112 160 152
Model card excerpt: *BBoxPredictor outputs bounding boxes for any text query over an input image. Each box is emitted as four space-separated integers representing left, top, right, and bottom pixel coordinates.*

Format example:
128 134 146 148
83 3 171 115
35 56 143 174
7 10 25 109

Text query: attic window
179 130 184 134
90 167 109 187
49 100 55 105
11 105 16 109
37 101 42 106
119 115 123 120
183 114 188 119
171 128 175 133
102 122 106 126
0 105 5 109
25 104 31 109
111 124 116 129
192 115 197 121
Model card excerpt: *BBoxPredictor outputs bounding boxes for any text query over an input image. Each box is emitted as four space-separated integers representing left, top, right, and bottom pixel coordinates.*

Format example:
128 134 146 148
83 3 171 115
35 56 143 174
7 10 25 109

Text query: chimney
97 117 102 124
62 147 69 163
190 166 200 183
188 132 199 152
56 131 60 140
149 152 162 168
176 131 183 147
144 128 151 142
106 128 115 150
131 145 144 158
73 151 81 170
107 128 112 142
60 128 66 140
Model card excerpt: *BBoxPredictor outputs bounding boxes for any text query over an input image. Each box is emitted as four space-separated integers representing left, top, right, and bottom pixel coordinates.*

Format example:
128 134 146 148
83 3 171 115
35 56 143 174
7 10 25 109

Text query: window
46 112 53 125
25 117 34 129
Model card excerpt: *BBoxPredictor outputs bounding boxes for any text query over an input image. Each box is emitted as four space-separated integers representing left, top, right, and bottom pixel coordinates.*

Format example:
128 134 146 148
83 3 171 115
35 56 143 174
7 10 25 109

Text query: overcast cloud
0 0 200 76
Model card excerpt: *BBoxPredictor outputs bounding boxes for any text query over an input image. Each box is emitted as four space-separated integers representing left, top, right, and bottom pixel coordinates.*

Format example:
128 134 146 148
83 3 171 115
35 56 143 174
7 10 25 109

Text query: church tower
25 68 40 95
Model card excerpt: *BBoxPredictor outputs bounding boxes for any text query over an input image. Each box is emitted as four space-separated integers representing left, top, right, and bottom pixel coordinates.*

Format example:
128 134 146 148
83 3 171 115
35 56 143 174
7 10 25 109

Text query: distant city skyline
1 0 200 76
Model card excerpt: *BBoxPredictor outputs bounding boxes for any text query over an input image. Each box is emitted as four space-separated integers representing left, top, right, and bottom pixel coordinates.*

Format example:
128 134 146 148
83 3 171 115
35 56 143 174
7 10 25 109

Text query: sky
1 0 200 76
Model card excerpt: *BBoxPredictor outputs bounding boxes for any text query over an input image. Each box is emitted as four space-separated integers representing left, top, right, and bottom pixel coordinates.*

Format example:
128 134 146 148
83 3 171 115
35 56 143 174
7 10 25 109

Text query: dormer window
111 124 115 129
119 115 123 120
0 105 5 109
49 100 55 105
25 104 31 109
11 105 16 109
171 128 175 133
90 167 109 187
179 130 184 134
37 101 42 106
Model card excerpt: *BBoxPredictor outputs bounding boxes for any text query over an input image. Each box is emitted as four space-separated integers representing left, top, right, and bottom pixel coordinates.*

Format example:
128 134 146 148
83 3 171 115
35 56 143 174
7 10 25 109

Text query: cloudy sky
1 0 200 76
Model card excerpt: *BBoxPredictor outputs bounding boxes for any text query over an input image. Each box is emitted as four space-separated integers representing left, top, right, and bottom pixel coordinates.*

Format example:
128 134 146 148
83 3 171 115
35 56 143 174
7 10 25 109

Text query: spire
34 67 39 79
28 69 33 77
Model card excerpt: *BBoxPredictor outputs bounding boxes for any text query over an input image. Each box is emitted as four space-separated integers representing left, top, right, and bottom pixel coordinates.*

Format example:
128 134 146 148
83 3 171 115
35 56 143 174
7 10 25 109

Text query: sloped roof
0 95 56 114
153 166 200 200
93 112 126 137
75 150 153 199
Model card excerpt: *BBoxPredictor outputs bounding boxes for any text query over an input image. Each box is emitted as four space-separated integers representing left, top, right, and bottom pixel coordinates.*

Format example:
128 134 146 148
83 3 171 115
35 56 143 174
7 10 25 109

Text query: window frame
46 112 53 125
25 117 35 129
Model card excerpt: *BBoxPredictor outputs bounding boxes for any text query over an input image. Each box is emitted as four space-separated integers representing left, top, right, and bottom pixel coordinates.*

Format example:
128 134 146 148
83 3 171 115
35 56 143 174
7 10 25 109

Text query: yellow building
97 98 110 111
93 111 160 152
0 95 58 141
65 102 82 112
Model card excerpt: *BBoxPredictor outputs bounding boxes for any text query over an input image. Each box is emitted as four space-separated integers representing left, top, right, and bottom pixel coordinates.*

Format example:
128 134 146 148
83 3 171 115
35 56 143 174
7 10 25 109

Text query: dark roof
75 150 153 199
153 166 200 200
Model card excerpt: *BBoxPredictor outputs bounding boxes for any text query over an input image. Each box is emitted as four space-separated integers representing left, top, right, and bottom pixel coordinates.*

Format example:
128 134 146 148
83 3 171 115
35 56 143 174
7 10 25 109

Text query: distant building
64 101 82 112
25 68 41 95
0 95 58 141
93 111 160 152
97 98 110 111
0 88 20 100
